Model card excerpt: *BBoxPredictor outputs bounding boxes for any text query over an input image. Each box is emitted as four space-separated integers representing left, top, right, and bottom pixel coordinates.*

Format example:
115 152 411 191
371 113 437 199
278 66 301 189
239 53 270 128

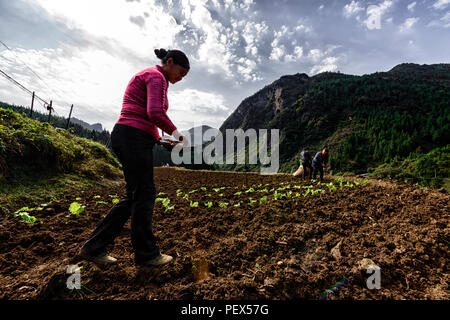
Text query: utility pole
47 100 52 122
66 104 73 129
30 91 35 118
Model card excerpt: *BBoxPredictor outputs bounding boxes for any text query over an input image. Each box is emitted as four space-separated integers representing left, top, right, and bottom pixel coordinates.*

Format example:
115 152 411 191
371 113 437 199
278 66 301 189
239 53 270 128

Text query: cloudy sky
0 0 449 132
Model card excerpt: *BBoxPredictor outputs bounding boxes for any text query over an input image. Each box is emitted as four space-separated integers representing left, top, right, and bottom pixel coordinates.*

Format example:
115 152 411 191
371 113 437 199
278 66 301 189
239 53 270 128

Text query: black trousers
82 124 160 264
302 162 312 179
312 163 324 182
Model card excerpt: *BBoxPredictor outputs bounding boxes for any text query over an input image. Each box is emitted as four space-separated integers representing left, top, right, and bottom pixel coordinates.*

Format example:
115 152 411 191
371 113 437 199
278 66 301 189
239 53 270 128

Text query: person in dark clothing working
300 147 312 179
312 147 329 182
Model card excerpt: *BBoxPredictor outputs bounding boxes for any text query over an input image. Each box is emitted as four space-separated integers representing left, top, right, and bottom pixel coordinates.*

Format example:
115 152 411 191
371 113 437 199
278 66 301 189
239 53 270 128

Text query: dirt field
0 167 448 300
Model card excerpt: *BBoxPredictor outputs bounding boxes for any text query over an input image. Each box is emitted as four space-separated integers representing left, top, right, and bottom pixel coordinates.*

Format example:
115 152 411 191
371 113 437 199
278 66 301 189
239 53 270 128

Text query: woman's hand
172 129 189 146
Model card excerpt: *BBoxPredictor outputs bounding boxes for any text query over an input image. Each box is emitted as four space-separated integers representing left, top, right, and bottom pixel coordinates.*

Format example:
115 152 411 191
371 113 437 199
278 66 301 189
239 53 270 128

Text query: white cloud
343 1 364 18
33 0 182 59
407 1 417 11
318 4 324 11
308 49 323 63
432 0 450 10
0 45 136 130
169 89 230 130
400 17 419 32
364 0 393 30
310 57 339 75
427 11 450 28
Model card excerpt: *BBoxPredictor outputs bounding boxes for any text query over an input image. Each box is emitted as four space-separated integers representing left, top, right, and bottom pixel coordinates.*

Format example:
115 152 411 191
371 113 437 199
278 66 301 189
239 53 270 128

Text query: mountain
213 63 450 187
70 117 103 132
181 125 219 146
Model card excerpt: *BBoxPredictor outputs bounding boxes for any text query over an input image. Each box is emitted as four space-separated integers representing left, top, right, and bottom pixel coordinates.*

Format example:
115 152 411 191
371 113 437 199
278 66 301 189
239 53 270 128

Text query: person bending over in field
79 48 189 267
312 147 329 182
300 147 312 180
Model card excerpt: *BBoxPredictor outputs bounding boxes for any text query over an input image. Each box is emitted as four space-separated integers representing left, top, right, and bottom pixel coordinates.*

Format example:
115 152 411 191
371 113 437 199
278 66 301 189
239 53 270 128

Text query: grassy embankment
0 107 123 215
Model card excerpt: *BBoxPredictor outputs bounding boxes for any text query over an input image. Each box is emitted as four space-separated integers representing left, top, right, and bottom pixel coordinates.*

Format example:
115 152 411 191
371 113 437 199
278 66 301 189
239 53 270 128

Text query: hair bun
155 48 168 59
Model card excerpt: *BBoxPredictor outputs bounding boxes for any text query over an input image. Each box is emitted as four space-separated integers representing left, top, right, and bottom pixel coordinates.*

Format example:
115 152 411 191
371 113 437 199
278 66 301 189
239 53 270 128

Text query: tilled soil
0 167 448 300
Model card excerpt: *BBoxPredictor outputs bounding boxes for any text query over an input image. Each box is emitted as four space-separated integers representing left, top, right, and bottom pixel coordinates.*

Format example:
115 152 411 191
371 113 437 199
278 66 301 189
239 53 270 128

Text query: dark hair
302 147 309 151
154 48 190 70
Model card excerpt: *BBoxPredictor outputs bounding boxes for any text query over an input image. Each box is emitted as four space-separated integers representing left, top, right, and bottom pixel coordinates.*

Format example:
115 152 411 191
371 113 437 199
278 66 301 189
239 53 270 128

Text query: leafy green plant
325 182 337 192
204 201 213 208
190 201 199 207
14 207 37 223
219 202 229 208
176 189 183 196
69 202 85 215
234 191 242 196
183 194 189 200
93 195 101 199
189 189 198 193
245 187 255 193
112 198 119 204
200 187 207 191
259 195 268 203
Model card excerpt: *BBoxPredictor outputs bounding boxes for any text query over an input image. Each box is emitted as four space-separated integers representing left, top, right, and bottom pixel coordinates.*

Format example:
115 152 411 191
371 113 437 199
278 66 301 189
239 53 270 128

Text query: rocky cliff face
219 73 310 133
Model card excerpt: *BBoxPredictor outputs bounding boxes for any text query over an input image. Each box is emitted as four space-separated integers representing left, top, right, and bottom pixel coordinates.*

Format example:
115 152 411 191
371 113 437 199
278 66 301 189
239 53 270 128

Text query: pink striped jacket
116 65 177 141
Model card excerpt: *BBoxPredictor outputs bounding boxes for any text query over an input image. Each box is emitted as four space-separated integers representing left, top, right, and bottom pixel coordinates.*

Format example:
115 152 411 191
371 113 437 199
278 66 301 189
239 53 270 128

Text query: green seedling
245 187 255 193
112 198 120 204
259 195 268 203
183 194 189 200
326 182 337 192
219 202 229 208
69 202 85 215
14 208 37 224
189 189 197 193
213 188 221 192
190 201 199 207
258 189 269 193
176 189 183 196
205 201 213 208
201 187 207 191
218 193 224 197
311 189 325 195
75 197 82 201
234 191 242 196
234 202 242 207
206 193 212 197
158 192 167 196
93 195 101 199
96 201 107 205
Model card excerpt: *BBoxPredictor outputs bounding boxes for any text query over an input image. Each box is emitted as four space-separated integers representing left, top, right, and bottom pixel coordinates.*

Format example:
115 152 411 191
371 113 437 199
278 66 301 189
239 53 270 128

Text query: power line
0 40 65 103
0 68 49 107
0 40 70 109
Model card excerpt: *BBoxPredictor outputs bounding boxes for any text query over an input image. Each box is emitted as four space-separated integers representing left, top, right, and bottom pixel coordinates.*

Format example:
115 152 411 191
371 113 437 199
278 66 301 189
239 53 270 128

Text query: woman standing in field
80 48 189 267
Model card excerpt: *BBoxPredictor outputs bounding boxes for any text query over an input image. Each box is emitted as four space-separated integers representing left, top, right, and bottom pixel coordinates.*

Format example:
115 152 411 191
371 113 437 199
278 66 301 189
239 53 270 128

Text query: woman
79 48 189 267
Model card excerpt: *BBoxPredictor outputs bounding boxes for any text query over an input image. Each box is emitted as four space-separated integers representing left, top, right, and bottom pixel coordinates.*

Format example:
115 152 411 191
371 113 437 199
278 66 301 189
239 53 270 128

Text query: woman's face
163 58 189 84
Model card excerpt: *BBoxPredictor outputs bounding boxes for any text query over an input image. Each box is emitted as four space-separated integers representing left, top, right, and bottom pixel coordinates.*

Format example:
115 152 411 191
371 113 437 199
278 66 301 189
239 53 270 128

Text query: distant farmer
312 147 329 182
300 147 312 179
79 48 189 267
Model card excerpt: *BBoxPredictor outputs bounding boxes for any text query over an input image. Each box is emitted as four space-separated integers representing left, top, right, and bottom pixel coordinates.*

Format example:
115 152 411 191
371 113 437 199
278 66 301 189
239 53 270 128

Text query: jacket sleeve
145 74 177 136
